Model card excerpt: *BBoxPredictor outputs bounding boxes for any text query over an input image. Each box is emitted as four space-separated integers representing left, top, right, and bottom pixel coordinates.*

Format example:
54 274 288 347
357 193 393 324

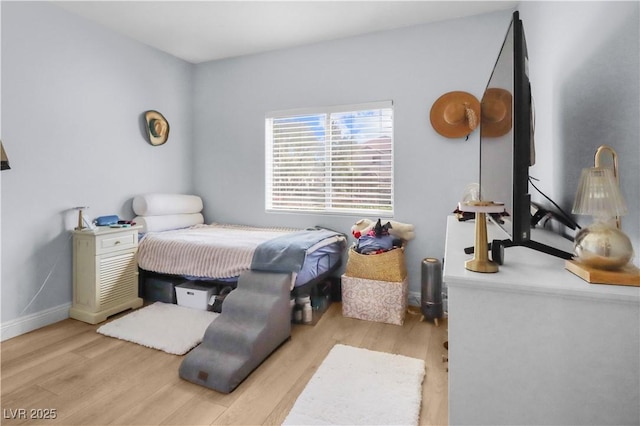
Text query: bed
132 193 345 295
132 193 346 393
137 222 345 294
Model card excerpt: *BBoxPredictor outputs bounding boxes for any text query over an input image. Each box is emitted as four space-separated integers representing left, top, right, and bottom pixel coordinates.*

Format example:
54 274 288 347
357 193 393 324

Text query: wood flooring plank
360 317 408 353
211 304 348 425
70 332 128 359
212 328 337 424
1 351 87 397
0 385 58 426
327 307 375 346
261 348 328 425
0 303 449 426
393 312 433 360
160 393 227 426
1 329 101 381
46 349 180 425
421 370 449 426
109 381 200 425
421 318 449 426
39 337 154 396
0 319 91 363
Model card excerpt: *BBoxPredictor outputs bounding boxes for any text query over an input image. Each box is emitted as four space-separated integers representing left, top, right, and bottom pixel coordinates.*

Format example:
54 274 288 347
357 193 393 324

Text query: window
266 101 394 215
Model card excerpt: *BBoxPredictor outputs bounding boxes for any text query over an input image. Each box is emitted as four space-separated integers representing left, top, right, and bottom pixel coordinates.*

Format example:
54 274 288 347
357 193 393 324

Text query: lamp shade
572 167 627 219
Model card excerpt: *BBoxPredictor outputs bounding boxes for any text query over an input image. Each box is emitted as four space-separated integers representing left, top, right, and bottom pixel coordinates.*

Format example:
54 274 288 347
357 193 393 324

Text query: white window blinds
266 101 393 215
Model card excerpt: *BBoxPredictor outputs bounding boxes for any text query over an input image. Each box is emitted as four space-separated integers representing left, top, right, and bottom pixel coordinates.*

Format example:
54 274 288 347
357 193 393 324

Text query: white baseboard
407 290 448 317
1 303 71 342
408 291 421 307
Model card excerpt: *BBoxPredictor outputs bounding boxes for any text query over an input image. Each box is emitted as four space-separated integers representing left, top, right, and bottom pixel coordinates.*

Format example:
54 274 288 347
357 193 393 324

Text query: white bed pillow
133 193 203 216
134 213 204 233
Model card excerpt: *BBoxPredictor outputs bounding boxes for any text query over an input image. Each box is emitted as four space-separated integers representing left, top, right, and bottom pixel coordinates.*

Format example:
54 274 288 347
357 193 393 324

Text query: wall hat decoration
480 88 513 137
430 91 480 138
144 110 170 146
1 140 10 170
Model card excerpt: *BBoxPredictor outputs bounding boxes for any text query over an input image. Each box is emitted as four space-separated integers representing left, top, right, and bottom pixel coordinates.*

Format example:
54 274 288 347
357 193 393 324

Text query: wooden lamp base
458 201 505 273
565 260 640 287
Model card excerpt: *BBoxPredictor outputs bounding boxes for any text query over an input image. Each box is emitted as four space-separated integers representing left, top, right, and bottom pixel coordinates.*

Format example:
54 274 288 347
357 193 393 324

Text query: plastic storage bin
175 281 216 310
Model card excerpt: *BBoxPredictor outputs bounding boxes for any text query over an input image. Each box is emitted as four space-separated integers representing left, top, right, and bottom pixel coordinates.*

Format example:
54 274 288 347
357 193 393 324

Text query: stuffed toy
388 220 416 241
351 218 415 241
372 218 392 237
351 218 374 239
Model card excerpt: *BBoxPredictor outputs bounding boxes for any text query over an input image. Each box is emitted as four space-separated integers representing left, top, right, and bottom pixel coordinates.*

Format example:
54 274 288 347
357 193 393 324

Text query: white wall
191 10 515 301
1 2 194 339
2 1 637 339
522 1 639 252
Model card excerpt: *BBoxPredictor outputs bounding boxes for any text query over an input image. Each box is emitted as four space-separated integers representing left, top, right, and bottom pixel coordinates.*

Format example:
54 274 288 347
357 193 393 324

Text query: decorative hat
430 91 480 138
480 88 512 137
144 110 170 146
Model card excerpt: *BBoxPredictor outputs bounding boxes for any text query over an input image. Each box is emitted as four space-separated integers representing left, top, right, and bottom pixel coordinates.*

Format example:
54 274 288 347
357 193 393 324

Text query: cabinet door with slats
97 250 138 310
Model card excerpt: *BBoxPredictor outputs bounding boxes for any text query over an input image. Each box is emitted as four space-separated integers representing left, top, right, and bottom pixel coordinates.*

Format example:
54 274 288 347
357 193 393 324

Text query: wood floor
0 303 448 425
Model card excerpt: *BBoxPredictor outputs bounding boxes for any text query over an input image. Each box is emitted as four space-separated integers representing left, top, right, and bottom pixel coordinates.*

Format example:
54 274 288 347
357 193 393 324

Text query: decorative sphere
574 222 634 269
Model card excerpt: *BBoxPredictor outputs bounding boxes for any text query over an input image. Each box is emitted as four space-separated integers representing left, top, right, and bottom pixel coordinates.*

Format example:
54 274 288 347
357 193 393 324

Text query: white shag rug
97 302 218 355
283 344 426 425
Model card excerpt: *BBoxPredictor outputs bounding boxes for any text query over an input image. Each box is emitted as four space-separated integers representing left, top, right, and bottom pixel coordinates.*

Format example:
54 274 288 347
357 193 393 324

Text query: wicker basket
345 246 407 282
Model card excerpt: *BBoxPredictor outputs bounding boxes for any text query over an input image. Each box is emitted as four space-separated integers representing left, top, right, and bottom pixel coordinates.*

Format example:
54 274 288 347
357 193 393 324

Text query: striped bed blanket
137 223 343 280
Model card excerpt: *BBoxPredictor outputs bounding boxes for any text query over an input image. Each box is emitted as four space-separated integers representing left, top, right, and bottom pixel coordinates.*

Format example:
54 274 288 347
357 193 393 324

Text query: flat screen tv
479 11 572 260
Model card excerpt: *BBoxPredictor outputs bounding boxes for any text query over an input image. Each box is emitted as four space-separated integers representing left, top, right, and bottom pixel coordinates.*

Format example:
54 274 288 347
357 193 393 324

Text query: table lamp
458 200 505 273
73 206 90 231
572 167 632 269
566 145 638 286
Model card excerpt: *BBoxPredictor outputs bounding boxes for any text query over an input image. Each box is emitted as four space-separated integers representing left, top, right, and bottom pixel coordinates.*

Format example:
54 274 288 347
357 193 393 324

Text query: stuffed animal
351 218 415 241
372 218 392 237
351 218 375 239
388 219 416 241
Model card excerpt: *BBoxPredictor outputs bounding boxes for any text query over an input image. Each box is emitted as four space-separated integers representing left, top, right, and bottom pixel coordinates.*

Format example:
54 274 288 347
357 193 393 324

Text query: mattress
137 223 345 287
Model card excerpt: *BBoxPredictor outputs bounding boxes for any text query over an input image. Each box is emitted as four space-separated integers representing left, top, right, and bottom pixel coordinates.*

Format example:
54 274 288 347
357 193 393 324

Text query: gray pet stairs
179 270 292 393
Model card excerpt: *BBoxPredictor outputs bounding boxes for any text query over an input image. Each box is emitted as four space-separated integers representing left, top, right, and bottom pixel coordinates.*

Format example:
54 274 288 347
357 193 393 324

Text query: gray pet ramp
179 270 292 393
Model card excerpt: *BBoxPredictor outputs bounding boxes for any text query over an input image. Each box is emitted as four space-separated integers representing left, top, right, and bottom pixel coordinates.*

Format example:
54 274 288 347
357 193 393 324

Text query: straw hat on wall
144 110 170 146
480 88 512 138
430 91 480 138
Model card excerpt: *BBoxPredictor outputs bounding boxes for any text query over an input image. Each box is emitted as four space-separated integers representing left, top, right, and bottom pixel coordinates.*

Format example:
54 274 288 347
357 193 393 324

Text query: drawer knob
114 240 121 245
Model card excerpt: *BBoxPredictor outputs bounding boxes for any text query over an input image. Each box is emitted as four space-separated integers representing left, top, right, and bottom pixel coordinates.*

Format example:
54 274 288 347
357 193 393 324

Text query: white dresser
444 216 640 426
70 226 143 324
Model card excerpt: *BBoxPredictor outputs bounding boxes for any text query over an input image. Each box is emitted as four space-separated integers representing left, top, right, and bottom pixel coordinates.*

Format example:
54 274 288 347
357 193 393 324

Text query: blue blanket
251 227 344 273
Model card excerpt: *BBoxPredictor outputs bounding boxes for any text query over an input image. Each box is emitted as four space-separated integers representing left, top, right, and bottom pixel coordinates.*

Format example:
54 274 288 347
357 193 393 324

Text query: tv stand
517 239 574 259
464 238 573 262
445 216 640 426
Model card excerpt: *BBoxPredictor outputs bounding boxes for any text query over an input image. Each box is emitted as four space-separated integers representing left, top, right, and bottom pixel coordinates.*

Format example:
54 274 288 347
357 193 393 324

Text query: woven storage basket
345 246 407 282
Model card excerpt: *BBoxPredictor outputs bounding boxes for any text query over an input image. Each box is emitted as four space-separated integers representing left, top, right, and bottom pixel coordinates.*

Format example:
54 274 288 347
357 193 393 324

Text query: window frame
265 100 394 216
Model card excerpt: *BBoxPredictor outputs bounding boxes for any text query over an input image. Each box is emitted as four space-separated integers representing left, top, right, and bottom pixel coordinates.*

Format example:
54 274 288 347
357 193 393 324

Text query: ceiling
54 1 518 64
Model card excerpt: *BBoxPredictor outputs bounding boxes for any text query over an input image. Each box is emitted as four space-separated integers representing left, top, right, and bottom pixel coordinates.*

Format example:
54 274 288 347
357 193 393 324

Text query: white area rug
283 344 426 425
97 302 218 355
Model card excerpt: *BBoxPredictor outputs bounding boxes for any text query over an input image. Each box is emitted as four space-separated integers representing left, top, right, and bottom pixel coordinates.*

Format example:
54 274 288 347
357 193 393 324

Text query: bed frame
138 257 342 303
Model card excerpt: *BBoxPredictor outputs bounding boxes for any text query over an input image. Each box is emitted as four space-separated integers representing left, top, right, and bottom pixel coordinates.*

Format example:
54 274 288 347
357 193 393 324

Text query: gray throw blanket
251 227 344 273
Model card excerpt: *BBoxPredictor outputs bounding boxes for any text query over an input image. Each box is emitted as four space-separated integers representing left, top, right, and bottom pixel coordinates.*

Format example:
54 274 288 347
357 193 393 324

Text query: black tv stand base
464 238 573 263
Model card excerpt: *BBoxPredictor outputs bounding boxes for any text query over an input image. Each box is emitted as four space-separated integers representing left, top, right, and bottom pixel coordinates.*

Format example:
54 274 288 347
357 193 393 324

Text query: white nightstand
70 225 143 324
